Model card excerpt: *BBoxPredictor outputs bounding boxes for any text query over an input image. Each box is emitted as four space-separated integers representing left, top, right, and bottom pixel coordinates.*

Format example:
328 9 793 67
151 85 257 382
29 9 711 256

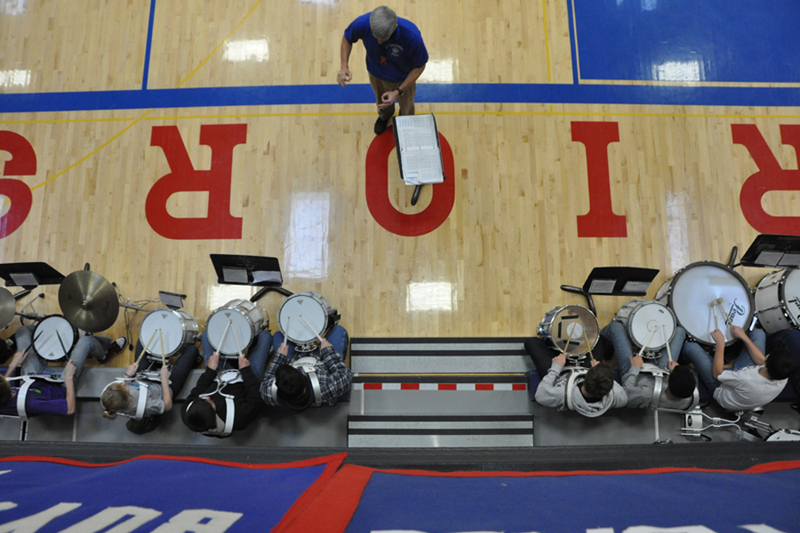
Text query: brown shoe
97 337 128 364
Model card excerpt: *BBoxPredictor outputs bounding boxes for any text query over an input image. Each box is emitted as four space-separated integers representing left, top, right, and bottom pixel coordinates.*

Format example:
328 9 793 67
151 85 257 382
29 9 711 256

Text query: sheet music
394 114 444 185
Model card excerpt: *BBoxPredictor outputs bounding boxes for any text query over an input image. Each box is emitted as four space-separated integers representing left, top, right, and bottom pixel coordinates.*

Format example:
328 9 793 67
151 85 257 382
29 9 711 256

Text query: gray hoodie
534 362 628 417
621 366 692 410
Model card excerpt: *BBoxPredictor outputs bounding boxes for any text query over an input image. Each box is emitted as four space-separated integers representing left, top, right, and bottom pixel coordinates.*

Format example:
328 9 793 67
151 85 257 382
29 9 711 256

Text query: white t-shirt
713 366 787 411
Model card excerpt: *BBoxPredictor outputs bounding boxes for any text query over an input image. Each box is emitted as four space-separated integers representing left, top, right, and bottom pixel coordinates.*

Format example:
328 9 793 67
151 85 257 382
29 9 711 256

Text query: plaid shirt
260 345 352 407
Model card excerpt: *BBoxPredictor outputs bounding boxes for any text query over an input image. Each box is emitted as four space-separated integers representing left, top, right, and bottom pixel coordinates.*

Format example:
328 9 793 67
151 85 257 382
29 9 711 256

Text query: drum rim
665 260 754 346
537 304 600 355
140 308 198 356
278 291 332 344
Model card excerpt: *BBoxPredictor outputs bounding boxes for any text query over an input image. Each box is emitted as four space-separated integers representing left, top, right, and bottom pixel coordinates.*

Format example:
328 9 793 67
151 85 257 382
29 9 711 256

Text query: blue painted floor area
572 0 800 83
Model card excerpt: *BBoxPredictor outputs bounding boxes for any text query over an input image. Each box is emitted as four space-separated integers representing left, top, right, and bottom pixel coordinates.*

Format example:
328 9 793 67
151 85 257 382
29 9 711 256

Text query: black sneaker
97 337 129 364
374 116 390 135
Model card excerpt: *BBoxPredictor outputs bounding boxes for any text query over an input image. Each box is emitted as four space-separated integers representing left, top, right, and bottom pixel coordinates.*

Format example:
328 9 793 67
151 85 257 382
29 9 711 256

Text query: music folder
392 113 445 186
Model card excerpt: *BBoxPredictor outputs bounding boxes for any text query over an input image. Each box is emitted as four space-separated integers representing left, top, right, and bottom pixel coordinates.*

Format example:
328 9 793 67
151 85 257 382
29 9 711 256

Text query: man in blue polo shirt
338 6 428 135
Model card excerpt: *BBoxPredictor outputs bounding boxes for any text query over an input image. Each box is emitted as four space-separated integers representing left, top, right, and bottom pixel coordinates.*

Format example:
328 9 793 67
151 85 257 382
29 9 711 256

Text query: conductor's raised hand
337 68 352 87
208 352 220 371
378 90 398 110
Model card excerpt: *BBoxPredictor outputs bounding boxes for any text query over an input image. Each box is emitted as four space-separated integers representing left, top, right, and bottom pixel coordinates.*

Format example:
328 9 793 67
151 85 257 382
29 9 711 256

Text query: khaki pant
369 72 417 121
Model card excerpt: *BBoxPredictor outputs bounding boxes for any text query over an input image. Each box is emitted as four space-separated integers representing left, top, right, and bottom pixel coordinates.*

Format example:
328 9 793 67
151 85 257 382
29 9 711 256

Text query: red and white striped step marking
353 382 527 391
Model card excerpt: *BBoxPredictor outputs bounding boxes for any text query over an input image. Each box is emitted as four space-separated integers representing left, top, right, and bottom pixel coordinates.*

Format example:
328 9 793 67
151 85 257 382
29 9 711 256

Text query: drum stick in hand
299 315 324 344
55 330 68 358
582 328 594 362
218 320 232 355
158 329 166 367
662 323 673 362
638 326 657 358
710 298 723 330
282 317 290 349
231 324 244 357
137 329 158 366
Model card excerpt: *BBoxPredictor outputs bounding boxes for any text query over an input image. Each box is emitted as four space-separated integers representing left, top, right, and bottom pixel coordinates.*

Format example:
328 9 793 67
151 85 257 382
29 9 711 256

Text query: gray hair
370 6 397 40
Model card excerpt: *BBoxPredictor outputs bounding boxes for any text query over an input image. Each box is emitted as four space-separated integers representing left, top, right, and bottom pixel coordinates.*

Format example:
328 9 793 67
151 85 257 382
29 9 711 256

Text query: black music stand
740 234 800 269
209 254 283 287
0 262 65 288
561 267 660 315
158 291 186 310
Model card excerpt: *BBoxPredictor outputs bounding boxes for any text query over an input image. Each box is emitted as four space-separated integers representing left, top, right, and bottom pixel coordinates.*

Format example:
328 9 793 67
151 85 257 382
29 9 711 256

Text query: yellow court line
541 0 552 84
177 0 264 88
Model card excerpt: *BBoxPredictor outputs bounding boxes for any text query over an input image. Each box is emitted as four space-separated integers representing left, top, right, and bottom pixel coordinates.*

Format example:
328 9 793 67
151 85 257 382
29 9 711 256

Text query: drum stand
678 405 800 442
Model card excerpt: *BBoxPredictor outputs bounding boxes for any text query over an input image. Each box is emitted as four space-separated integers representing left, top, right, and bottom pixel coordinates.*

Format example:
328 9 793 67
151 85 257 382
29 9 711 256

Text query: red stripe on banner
512 383 527 391
0 453 347 471
272 454 348 531
274 464 374 533
401 383 420 390
475 384 493 391
438 383 457 390
363 383 382 390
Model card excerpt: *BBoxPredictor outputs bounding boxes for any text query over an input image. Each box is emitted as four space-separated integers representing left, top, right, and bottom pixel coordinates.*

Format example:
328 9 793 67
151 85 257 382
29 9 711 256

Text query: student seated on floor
260 325 352 412
525 337 627 417
681 325 796 412
602 321 697 410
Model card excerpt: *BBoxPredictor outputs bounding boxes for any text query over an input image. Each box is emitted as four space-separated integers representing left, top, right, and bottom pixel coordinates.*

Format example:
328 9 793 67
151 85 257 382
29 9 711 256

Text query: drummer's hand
630 353 643 368
552 353 566 367
731 325 746 340
590 359 600 367
208 352 220 371
125 363 138 378
238 354 250 368
277 343 288 356
668 360 679 371
63 361 76 380
320 339 332 349
160 365 171 380
710 329 725 345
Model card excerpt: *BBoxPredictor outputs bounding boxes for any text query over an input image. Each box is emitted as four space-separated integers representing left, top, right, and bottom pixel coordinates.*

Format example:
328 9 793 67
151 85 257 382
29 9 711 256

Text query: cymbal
58 271 119 333
0 287 15 330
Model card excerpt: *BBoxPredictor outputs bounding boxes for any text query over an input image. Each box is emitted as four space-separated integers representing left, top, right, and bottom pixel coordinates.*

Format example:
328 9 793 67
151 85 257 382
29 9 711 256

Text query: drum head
139 309 187 356
782 269 800 327
625 301 676 351
542 305 599 356
279 293 329 344
668 262 753 345
33 316 76 361
207 307 255 355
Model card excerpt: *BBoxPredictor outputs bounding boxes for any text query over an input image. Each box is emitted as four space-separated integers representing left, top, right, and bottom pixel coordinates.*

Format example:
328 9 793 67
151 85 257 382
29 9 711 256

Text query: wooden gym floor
0 0 799 366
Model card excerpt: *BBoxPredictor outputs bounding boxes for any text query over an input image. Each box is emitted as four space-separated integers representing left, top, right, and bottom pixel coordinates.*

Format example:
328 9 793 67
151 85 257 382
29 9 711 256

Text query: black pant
524 336 612 376
133 341 199 398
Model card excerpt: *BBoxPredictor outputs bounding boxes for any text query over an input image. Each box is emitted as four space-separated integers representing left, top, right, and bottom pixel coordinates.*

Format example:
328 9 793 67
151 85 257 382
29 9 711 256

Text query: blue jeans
601 321 686 377
15 325 108 386
200 330 271 381
272 325 349 362
681 329 766 394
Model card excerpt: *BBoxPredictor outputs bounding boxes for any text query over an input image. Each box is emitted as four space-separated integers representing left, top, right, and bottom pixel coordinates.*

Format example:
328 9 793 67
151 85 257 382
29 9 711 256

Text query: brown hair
100 382 131 420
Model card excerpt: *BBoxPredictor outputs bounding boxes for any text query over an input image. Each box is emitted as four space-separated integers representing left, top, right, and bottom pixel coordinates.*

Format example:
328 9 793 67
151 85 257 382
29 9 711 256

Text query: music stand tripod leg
411 184 423 206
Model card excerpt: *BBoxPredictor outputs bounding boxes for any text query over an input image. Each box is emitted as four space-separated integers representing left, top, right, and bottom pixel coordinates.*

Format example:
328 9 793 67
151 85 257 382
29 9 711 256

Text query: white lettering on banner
0 504 17 512
739 526 789 533
0 503 81 533
149 510 243 533
59 506 163 533
622 526 714 533
588 529 615 533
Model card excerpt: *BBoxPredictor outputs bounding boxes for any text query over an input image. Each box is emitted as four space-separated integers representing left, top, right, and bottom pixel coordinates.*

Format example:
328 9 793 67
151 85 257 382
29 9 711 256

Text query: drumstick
282 317 290 349
299 315 325 344
662 323 673 363
55 330 68 358
560 326 576 357
637 326 657 358
158 329 166 367
231 324 244 357
138 329 158 365
218 320 232 355
582 328 594 362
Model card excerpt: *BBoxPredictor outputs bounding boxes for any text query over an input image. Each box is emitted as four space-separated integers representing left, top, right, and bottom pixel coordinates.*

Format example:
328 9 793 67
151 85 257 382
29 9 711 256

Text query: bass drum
278 291 339 352
656 261 753 346
615 299 676 355
755 269 800 333
537 305 599 360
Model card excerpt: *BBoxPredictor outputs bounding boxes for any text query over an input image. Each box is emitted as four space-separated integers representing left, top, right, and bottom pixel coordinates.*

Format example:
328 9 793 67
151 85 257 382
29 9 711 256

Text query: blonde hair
101 382 131 420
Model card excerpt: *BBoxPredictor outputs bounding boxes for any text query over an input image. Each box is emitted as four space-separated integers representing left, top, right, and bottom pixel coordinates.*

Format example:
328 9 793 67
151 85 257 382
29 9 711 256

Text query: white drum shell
139 308 199 357
656 261 753 346
206 299 266 356
537 305 599 358
615 299 676 353
278 292 335 346
755 269 800 333
33 316 84 361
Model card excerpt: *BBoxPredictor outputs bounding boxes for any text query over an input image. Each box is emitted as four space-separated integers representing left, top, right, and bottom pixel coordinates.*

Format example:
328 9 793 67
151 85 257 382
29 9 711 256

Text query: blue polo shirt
344 13 428 83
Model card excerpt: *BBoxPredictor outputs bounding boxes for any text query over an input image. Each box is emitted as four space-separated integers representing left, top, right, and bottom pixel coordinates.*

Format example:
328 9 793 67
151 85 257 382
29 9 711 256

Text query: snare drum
139 308 199 358
206 299 267 356
33 315 85 361
278 292 339 352
655 261 754 346
614 299 677 355
755 269 800 333
537 305 599 359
